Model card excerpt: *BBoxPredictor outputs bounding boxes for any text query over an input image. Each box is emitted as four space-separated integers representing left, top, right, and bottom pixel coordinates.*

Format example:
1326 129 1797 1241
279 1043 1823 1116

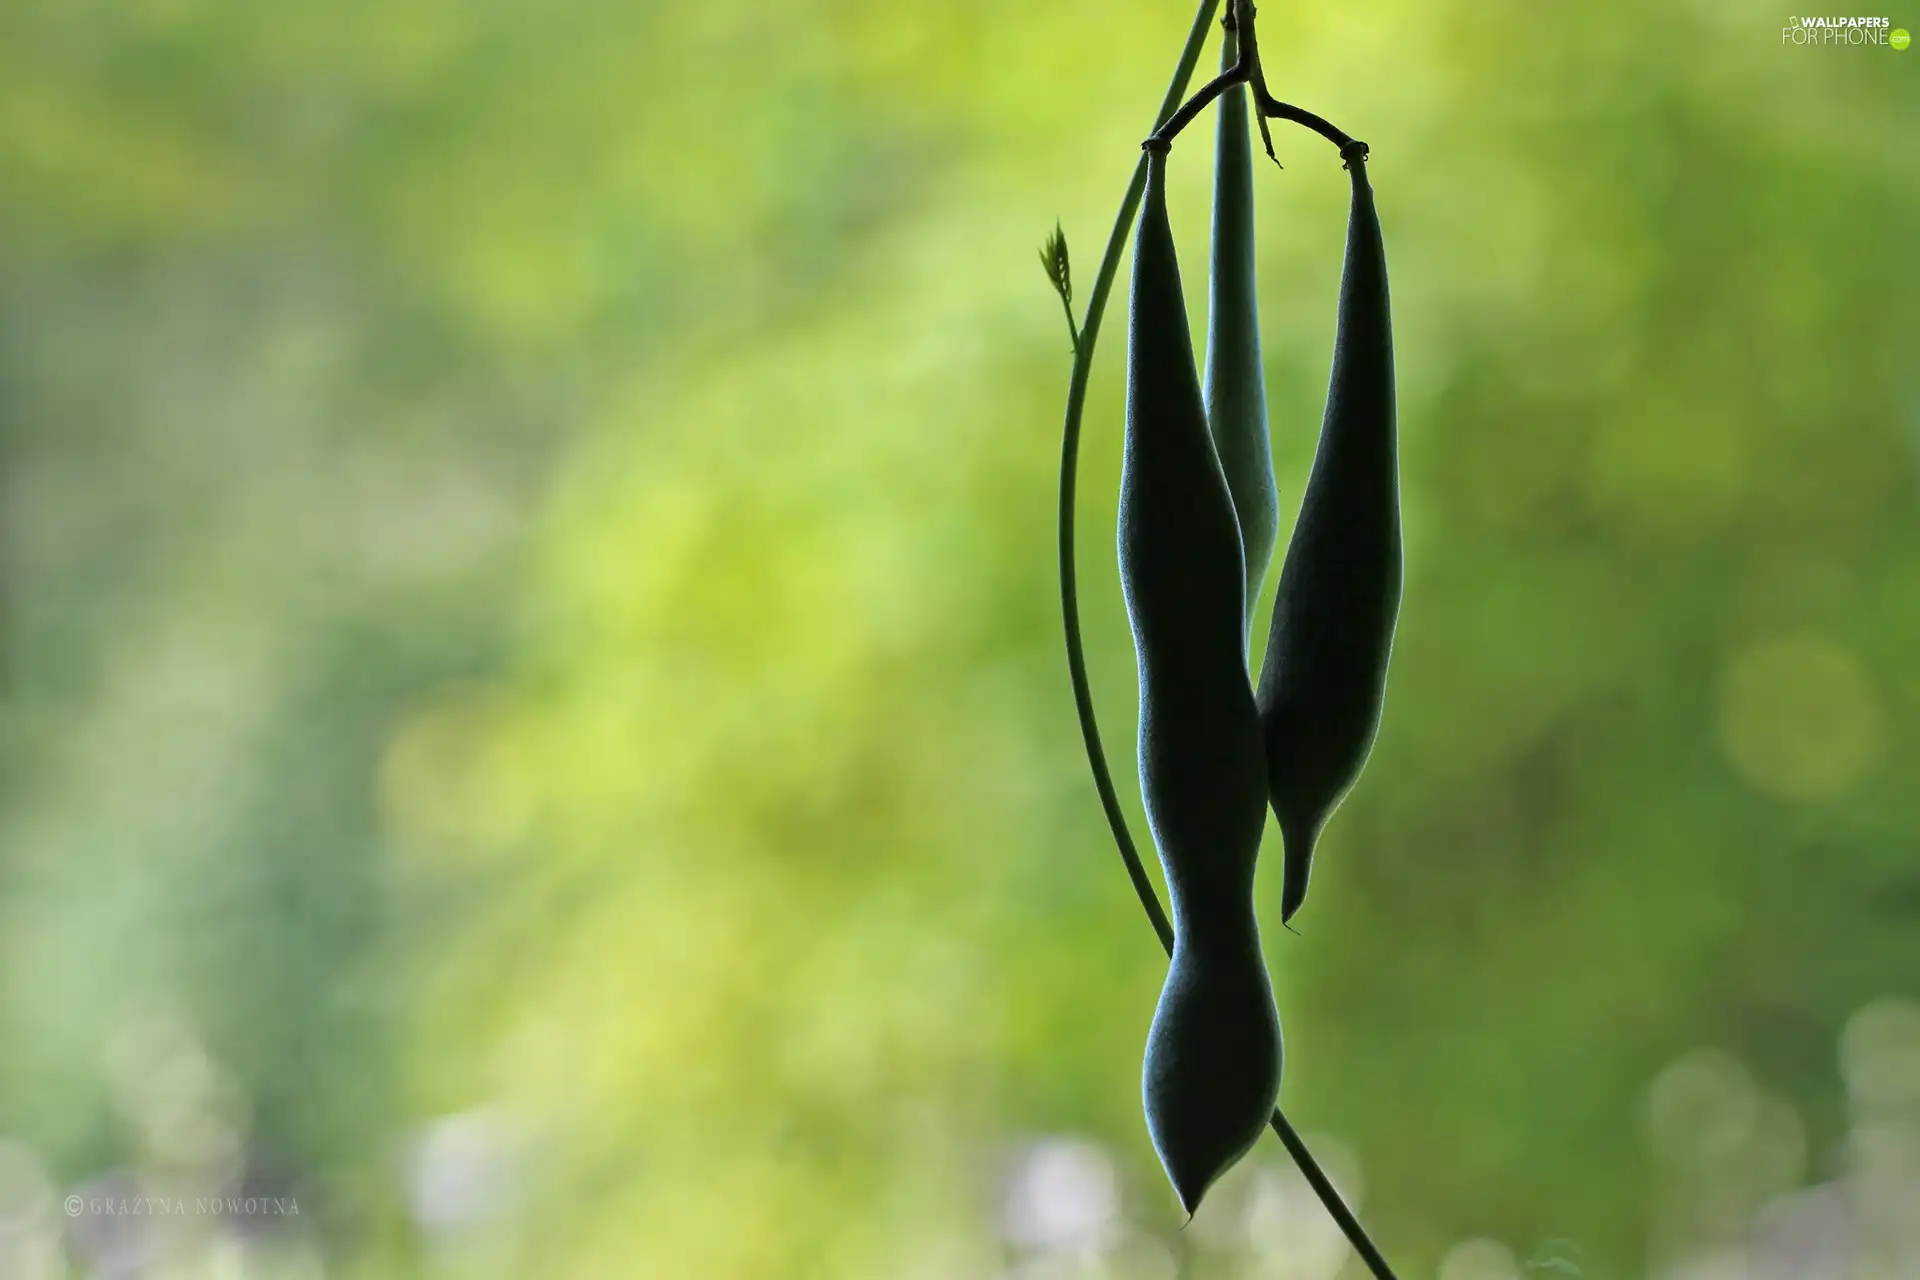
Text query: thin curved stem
1148 64 1245 151
1057 0 1215 958
1053 5 1397 1278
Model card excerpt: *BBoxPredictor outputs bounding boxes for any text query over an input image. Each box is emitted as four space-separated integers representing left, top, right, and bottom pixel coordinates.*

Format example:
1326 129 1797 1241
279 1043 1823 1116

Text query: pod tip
1277 815 1319 923
1173 1176 1207 1219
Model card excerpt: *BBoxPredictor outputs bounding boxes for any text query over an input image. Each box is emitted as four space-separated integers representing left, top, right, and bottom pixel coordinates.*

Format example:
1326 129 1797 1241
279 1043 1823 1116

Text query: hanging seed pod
1121 144 1282 1216
1203 24 1279 640
1256 149 1400 924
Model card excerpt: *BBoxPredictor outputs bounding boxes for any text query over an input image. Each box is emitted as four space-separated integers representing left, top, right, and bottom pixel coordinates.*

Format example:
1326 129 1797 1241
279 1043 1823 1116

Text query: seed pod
1121 145 1281 1215
1203 26 1279 640
1255 152 1400 924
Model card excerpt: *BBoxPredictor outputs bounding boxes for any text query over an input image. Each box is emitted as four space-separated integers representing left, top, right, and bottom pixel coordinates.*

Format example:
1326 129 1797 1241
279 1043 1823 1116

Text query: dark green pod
1256 155 1400 924
1121 147 1281 1215
1202 28 1279 639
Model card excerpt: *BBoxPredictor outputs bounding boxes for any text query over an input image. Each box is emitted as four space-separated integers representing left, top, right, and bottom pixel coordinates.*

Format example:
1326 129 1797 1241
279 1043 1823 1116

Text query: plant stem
1256 92 1365 160
1053 5 1398 1277
1268 1110 1398 1277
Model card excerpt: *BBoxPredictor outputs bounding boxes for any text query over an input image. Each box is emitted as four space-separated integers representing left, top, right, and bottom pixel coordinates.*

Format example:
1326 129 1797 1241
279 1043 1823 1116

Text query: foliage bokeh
1 1 1915 1276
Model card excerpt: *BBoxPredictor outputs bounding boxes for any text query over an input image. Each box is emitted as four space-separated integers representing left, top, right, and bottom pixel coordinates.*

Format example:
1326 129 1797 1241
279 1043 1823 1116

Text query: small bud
1040 222 1072 307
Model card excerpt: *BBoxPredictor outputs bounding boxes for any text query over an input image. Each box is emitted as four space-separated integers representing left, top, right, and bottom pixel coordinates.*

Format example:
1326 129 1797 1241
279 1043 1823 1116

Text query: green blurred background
1 1 1916 1276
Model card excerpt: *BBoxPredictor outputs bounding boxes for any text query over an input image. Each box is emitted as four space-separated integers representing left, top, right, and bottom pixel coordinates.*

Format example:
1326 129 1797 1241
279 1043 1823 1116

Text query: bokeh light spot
1718 634 1883 801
